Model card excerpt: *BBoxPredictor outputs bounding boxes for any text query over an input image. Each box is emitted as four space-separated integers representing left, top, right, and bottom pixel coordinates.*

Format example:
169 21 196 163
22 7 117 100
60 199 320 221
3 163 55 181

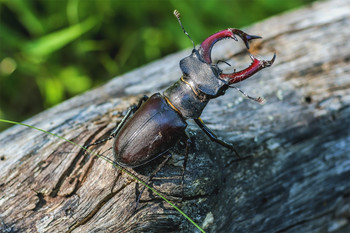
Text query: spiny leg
194 117 240 159
135 151 172 210
136 133 191 209
84 95 149 149
181 132 191 200
97 146 171 210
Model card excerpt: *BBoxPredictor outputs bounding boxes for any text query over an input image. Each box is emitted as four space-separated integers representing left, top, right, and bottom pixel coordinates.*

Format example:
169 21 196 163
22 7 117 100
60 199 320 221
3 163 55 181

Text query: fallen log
0 0 349 232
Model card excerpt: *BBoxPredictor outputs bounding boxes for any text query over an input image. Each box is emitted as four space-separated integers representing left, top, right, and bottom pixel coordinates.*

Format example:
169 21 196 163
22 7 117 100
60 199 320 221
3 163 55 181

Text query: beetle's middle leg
181 132 191 200
84 95 149 149
135 151 172 209
194 117 240 159
135 132 191 208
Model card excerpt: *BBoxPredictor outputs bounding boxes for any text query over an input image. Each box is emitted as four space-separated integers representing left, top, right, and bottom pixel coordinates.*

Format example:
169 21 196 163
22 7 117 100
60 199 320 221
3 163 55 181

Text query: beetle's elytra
114 93 187 167
88 10 275 169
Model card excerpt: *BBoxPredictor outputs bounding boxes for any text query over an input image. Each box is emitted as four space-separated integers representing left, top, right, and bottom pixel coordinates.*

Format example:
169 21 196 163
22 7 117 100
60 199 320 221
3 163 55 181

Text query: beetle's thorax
163 50 228 119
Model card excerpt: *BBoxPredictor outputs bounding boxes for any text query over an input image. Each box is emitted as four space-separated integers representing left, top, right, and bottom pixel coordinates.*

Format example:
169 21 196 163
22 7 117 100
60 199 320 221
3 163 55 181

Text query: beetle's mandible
88 10 275 169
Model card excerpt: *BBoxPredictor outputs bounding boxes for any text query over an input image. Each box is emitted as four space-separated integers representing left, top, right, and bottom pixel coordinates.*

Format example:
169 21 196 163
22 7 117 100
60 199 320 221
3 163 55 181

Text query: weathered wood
1 0 350 232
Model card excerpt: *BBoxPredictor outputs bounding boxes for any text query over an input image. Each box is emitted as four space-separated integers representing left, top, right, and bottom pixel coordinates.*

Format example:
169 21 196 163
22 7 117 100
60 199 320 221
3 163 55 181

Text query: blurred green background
0 0 316 131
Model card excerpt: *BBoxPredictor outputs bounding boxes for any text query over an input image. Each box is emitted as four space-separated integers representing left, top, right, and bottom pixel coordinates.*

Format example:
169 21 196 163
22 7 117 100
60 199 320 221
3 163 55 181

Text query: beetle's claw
249 53 255 62
230 34 238 41
246 34 263 41
221 53 276 84
266 53 276 67
200 27 276 84
250 53 276 67
229 28 262 49
199 28 264 64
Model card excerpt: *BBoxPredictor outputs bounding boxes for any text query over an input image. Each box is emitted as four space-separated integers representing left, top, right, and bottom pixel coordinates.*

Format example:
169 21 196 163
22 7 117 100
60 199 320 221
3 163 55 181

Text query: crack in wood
63 152 97 198
66 182 130 233
32 192 47 211
49 151 84 197
48 123 115 198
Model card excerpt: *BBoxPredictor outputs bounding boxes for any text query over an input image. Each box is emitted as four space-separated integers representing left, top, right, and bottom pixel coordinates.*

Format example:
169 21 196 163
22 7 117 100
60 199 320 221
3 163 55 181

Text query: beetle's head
174 10 275 103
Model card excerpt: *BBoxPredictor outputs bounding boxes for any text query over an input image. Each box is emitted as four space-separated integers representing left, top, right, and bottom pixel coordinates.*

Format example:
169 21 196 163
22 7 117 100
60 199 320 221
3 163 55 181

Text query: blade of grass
24 17 97 58
0 118 206 233
4 0 44 36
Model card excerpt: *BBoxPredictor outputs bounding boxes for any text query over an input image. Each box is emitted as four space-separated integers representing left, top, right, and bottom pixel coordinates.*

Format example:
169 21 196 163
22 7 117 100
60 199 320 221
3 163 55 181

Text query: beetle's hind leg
135 134 191 209
194 117 240 159
84 95 149 149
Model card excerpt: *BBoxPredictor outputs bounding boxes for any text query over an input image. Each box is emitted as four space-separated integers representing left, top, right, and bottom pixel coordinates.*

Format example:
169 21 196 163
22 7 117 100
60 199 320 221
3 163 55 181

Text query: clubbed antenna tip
173 9 180 18
173 9 195 49
230 86 266 104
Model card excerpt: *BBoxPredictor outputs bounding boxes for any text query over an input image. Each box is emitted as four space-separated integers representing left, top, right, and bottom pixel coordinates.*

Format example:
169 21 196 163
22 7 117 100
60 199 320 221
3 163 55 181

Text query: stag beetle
88 10 275 170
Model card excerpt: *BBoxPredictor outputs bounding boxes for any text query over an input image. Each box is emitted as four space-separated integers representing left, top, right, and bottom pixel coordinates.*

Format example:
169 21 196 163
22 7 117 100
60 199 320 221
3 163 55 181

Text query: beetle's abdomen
113 93 187 167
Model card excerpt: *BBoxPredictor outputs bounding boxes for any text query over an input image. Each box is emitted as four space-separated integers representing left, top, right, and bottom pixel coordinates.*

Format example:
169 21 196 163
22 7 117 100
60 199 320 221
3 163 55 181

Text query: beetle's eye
217 88 226 96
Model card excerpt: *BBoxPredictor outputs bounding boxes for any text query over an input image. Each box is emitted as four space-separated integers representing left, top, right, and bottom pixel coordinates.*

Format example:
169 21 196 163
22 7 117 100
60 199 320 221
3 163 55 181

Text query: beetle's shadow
132 140 188 200
133 154 168 177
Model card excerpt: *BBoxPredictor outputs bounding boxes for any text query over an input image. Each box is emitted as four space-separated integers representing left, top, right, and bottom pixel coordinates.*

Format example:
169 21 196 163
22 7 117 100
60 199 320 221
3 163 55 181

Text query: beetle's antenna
230 86 265 104
173 9 195 49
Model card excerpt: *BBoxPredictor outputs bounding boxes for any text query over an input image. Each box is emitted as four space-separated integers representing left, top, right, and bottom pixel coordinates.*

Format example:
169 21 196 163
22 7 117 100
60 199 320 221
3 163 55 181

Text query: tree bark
1 0 349 232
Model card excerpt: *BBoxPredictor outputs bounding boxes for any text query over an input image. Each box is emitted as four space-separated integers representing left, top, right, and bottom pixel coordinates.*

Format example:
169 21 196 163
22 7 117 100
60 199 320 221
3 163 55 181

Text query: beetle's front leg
194 118 240 159
84 95 149 149
110 95 149 137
